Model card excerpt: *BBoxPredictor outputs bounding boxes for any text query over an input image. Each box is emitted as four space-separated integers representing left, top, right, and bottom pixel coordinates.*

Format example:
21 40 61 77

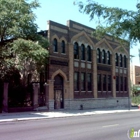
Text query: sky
33 0 140 66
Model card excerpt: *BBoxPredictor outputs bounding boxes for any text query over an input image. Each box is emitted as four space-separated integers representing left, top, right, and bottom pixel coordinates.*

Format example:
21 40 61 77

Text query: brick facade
45 20 130 110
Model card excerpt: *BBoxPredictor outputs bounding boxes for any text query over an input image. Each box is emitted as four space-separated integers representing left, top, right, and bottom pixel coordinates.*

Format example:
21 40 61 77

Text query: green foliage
131 95 140 106
0 0 49 81
75 0 140 44
131 85 140 96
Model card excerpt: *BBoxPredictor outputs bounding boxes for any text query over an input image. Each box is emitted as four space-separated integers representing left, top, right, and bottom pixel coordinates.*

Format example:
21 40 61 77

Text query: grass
131 95 140 106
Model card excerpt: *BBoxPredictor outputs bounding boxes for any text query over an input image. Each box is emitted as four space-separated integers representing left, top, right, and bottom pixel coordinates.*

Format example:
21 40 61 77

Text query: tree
0 0 49 81
75 0 140 44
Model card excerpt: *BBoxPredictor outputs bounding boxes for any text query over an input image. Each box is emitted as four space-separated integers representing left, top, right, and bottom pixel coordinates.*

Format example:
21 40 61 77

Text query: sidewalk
0 107 139 123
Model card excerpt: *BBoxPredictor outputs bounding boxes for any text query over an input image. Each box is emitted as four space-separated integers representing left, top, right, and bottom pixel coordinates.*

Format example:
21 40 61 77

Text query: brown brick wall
135 66 140 85
47 20 130 101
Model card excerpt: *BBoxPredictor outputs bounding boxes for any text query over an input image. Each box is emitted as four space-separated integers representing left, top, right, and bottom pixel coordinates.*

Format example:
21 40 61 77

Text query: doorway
54 75 64 109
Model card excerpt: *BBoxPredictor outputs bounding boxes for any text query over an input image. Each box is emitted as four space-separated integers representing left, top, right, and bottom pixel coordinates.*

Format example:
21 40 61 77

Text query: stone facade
44 20 130 110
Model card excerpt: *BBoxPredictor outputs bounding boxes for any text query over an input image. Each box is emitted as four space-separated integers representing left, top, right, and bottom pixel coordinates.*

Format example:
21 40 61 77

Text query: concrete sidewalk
0 107 139 123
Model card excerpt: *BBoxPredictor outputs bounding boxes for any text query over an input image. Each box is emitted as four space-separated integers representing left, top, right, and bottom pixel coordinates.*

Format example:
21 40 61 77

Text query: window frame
102 50 106 64
124 77 127 91
115 53 119 66
81 44 85 60
81 72 86 91
97 74 101 91
108 75 111 91
120 54 123 67
74 72 79 91
61 40 65 54
116 76 119 91
107 51 111 64
87 45 91 61
124 55 127 68
87 73 92 91
97 48 101 63
120 76 123 91
53 38 58 52
103 74 106 91
74 42 79 59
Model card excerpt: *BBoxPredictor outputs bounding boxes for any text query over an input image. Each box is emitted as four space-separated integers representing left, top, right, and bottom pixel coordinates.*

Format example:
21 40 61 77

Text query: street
0 111 140 140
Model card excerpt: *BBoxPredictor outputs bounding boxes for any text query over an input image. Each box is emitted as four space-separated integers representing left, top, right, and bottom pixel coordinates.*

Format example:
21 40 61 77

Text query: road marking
102 124 119 128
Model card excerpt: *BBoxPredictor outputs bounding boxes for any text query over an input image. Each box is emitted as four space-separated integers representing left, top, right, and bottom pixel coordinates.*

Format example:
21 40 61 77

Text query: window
102 50 106 64
103 75 106 91
81 72 85 91
124 77 127 91
61 40 65 53
108 75 111 91
115 53 119 66
87 73 92 91
74 42 79 59
87 45 91 61
81 44 85 60
107 51 111 64
120 54 123 67
97 48 101 63
74 72 79 91
97 74 101 91
124 55 127 68
120 76 123 91
53 38 57 52
116 76 119 91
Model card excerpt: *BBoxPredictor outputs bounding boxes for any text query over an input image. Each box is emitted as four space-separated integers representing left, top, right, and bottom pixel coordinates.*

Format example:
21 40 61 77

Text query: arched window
53 38 57 52
107 51 111 64
61 40 65 53
87 45 91 61
120 54 123 67
81 44 85 60
97 48 101 63
124 55 127 68
74 42 79 59
115 53 119 66
102 50 106 64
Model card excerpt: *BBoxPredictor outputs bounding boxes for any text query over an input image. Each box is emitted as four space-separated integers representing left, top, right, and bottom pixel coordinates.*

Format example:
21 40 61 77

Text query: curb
0 109 139 123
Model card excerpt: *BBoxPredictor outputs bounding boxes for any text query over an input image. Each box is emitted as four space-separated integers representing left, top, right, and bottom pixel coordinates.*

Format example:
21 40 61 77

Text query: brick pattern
135 66 140 85
46 20 130 110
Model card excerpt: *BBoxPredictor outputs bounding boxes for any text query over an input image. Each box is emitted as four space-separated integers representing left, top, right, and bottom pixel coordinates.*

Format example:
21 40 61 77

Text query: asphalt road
0 111 140 140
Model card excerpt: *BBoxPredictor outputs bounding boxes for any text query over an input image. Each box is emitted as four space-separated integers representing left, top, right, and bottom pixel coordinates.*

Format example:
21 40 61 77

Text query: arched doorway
54 75 64 109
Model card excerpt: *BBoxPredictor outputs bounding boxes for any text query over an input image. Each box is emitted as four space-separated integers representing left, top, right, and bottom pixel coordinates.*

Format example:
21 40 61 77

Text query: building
40 20 130 110
130 65 140 86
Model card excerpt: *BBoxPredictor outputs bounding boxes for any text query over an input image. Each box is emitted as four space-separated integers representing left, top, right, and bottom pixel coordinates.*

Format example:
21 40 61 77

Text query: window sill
74 59 79 61
61 53 66 55
87 61 92 63
81 60 86 62
54 52 58 54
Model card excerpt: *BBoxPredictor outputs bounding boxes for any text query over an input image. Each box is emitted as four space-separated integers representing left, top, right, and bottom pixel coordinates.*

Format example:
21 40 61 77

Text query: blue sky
34 0 140 66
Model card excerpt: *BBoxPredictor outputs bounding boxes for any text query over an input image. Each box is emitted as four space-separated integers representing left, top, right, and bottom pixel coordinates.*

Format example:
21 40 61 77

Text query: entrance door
54 75 64 109
54 90 63 109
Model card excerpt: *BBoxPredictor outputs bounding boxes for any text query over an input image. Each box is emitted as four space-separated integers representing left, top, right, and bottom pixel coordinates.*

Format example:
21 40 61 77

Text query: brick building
130 65 140 85
135 66 140 85
40 20 130 110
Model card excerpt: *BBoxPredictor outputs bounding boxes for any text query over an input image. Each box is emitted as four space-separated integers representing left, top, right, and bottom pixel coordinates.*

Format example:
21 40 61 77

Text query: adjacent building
39 20 130 110
130 65 140 85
